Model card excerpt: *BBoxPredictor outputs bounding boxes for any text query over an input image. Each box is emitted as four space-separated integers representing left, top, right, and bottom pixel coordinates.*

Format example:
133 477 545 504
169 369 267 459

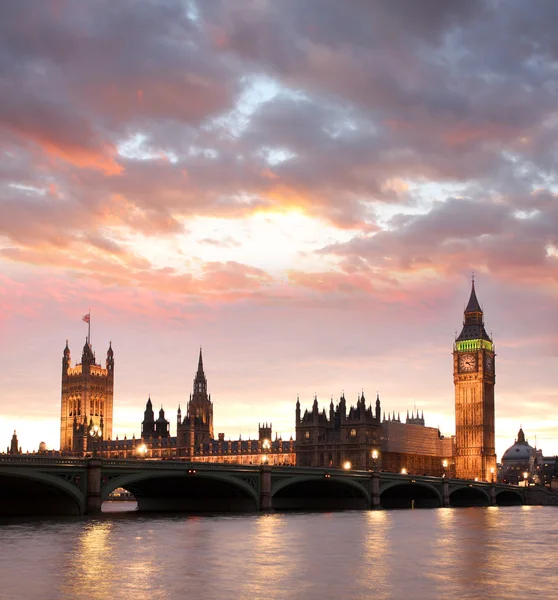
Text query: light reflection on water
0 506 557 600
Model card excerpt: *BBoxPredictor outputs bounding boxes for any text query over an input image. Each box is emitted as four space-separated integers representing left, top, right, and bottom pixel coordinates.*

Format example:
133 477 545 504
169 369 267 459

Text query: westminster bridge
0 456 556 516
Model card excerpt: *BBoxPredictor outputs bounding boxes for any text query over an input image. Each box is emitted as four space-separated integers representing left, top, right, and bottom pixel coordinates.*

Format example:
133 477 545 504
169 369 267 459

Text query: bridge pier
371 471 381 509
260 464 272 511
442 478 450 507
489 485 496 506
86 458 103 515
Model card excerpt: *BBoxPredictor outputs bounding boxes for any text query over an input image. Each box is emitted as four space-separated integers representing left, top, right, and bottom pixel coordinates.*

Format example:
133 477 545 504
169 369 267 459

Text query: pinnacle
465 279 482 313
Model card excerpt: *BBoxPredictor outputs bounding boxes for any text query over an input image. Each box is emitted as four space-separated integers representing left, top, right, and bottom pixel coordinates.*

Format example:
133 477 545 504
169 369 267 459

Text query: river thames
0 504 556 599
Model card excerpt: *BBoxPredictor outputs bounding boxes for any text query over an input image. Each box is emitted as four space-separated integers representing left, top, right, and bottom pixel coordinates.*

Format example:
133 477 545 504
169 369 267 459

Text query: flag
82 314 90 324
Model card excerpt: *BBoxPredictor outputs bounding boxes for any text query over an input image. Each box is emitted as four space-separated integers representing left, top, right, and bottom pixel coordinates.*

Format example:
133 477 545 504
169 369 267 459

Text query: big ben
454 279 497 481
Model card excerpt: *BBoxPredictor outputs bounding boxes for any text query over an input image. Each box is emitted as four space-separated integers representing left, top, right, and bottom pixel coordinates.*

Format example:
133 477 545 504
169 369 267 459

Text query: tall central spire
197 346 204 376
193 347 207 396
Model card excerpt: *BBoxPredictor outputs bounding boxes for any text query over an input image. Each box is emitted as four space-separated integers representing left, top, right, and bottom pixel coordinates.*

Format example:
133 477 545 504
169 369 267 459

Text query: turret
9 431 19 455
295 396 301 424
339 393 347 420
141 396 155 439
81 337 94 366
63 340 71 371
375 393 381 421
106 341 114 373
177 404 182 428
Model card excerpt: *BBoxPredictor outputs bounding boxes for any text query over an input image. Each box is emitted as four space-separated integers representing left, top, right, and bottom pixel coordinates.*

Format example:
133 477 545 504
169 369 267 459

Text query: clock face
459 353 477 372
484 354 494 372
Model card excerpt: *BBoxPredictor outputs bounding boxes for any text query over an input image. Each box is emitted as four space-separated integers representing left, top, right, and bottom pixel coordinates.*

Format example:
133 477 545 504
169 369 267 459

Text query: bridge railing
0 456 87 466
101 459 263 471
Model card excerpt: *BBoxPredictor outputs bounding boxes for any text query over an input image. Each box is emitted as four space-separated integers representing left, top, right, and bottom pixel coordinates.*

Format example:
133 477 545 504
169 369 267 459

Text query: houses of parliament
56 281 497 480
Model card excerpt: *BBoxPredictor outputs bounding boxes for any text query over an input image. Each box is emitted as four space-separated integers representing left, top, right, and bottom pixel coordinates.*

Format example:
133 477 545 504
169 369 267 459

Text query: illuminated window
350 428 357 437
305 431 310 439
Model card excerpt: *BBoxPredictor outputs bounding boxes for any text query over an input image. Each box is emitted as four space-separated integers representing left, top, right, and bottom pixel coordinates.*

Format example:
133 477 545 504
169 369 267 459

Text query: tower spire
465 276 482 314
198 346 204 374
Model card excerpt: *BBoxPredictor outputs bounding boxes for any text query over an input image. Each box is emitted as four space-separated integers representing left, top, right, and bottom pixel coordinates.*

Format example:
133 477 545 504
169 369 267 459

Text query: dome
502 442 533 461
501 428 536 462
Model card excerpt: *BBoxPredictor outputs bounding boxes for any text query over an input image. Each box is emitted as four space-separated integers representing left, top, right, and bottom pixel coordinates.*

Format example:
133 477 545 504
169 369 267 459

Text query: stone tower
453 280 496 481
60 339 114 451
177 348 214 456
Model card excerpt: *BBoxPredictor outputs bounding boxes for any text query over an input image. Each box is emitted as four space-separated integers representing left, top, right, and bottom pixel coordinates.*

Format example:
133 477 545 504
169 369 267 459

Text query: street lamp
89 424 102 457
261 439 271 464
343 461 352 470
136 444 148 458
523 471 529 486
442 459 448 478
371 449 379 472
401 467 407 475
490 467 495 483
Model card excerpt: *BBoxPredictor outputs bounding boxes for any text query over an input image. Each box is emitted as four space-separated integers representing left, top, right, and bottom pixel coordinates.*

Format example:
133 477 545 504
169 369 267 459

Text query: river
0 503 556 599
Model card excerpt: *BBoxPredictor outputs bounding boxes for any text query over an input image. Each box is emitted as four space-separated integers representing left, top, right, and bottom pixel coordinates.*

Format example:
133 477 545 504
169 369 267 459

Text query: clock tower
453 279 497 481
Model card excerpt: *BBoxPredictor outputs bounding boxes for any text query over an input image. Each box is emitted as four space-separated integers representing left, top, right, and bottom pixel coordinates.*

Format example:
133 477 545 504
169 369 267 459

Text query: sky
0 0 557 459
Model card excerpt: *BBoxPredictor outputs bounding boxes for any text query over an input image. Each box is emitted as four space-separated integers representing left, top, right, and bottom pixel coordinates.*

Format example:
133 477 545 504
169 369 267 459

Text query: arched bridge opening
102 473 259 513
0 472 83 516
496 489 523 506
272 477 369 510
380 482 442 509
450 486 490 507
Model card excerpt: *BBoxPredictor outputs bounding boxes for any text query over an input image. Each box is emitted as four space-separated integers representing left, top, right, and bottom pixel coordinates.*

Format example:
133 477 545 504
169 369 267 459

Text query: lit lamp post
523 471 529 487
442 459 448 478
262 439 270 465
343 461 352 470
136 444 148 459
89 424 102 458
401 467 407 475
490 467 495 484
371 450 379 472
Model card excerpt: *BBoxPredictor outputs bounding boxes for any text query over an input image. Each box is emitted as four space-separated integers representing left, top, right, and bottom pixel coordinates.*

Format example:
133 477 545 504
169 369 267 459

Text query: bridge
0 456 556 516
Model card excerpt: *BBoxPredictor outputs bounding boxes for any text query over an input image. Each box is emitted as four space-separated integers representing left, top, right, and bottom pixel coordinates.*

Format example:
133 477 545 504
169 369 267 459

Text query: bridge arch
495 488 524 506
449 484 491 507
102 471 259 512
272 475 370 510
0 469 85 516
380 480 443 509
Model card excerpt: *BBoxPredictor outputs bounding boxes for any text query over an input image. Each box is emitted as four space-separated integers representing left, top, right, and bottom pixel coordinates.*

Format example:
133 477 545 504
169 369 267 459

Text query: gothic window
350 428 357 438
305 431 310 440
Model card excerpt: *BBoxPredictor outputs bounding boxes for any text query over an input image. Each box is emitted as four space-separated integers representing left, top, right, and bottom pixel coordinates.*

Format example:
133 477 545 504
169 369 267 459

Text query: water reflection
0 508 556 600
61 522 117 599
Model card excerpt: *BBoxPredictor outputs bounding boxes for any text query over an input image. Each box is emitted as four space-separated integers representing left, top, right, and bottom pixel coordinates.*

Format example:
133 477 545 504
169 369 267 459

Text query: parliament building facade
58 281 495 481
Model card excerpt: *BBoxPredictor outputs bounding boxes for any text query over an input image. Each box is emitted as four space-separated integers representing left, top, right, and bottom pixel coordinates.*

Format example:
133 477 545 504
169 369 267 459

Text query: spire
193 347 208 397
517 427 525 443
198 346 204 375
465 276 482 314
456 278 492 344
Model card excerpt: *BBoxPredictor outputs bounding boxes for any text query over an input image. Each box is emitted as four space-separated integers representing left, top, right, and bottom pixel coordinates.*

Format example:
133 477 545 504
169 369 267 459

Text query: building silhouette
86 348 296 464
295 393 452 474
501 427 538 484
60 338 114 452
176 349 214 454
453 280 497 481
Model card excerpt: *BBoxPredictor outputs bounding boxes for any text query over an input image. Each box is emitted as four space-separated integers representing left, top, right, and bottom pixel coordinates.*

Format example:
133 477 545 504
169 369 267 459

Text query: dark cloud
1 0 558 290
